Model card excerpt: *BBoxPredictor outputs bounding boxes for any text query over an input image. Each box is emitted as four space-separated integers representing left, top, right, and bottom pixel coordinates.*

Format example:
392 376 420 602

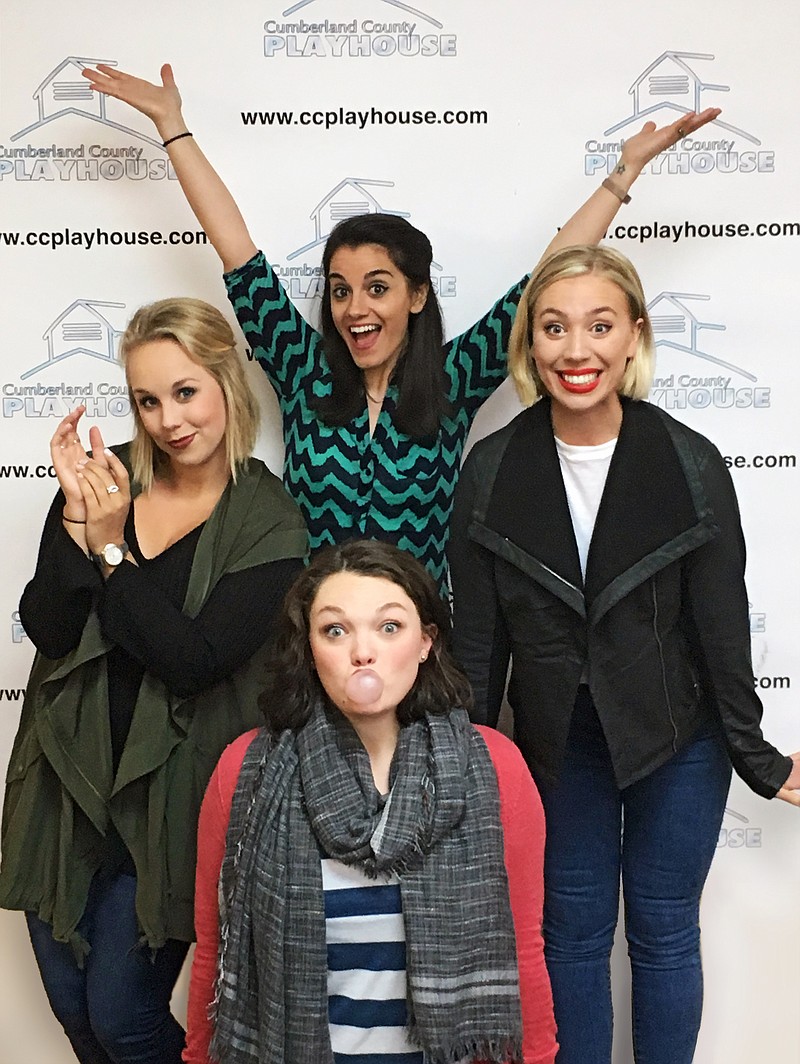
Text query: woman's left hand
77 442 131 558
619 108 721 175
775 751 800 807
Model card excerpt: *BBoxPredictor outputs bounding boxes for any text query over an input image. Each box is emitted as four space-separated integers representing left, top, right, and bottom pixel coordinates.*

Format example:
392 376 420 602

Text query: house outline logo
23 300 125 380
603 51 758 145
647 291 756 382
288 178 410 261
277 177 454 301
724 807 749 824
717 805 763 848
282 0 443 29
11 57 162 148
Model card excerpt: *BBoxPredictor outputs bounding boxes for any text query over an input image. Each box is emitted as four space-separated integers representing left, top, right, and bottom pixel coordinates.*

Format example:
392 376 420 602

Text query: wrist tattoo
615 162 626 175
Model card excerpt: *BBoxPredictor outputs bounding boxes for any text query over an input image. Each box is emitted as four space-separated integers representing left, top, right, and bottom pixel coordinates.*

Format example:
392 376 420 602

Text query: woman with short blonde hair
449 247 799 1064
508 245 655 407
120 297 259 490
0 297 307 1064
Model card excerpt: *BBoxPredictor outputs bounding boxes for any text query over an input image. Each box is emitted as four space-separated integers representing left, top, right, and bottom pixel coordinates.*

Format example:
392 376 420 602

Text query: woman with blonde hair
0 298 308 1064
448 245 800 1063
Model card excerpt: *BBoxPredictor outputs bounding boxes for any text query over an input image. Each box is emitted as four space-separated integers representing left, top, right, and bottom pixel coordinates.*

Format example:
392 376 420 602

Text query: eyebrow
538 305 619 317
328 269 394 282
314 601 410 617
131 377 200 395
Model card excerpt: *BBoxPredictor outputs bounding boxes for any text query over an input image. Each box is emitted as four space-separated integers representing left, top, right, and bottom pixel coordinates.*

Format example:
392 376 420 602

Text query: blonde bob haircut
508 245 656 408
119 297 259 491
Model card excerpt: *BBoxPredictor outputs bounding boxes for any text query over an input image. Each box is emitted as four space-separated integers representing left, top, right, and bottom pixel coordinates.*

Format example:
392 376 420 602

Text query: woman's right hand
50 406 90 520
81 63 185 140
81 62 256 272
775 751 800 807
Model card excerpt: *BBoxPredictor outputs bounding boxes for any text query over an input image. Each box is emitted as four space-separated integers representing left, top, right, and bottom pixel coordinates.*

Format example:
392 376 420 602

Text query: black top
20 492 302 870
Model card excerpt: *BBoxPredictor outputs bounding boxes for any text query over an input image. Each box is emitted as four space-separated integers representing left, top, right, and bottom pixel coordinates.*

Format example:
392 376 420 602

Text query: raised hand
77 432 132 560
50 406 91 520
82 61 255 271
619 108 722 174
81 63 184 139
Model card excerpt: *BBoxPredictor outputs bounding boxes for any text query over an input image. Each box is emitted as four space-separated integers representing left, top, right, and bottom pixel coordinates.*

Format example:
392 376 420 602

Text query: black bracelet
163 131 193 148
62 515 86 524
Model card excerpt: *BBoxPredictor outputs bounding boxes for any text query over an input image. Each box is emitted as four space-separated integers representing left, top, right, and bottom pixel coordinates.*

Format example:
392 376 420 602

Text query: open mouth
557 370 601 394
349 324 381 351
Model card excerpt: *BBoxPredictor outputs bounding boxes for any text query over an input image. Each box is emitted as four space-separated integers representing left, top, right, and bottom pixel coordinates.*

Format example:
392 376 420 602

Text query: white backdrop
1 2 798 1062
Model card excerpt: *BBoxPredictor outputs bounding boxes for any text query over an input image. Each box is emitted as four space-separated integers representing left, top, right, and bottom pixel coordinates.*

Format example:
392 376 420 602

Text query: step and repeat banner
1 2 797 1062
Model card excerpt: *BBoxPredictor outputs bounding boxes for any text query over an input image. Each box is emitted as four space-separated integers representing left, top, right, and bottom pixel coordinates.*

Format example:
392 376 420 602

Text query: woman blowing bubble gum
81 62 719 594
185 539 559 1064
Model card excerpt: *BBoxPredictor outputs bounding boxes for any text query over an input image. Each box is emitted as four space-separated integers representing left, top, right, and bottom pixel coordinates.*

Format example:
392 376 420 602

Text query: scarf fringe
413 1033 524 1064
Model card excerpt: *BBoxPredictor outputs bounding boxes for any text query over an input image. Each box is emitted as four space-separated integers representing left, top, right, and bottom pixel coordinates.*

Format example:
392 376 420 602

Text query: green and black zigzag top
226 252 527 595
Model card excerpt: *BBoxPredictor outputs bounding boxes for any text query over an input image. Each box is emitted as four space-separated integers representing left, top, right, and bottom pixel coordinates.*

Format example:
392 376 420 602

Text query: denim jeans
26 870 188 1064
534 690 731 1064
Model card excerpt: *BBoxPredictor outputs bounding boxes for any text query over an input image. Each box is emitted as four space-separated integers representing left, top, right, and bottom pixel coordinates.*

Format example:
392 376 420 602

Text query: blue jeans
26 871 188 1064
535 691 731 1064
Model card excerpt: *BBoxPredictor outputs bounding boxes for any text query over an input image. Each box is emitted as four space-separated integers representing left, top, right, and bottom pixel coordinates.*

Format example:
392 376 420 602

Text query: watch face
103 543 124 566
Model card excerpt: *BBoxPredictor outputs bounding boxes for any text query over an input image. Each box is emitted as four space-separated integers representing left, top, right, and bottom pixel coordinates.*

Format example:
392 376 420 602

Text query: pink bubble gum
345 668 384 704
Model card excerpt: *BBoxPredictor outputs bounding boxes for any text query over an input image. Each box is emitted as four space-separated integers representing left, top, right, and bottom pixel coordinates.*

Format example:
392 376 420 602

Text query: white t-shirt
554 435 617 579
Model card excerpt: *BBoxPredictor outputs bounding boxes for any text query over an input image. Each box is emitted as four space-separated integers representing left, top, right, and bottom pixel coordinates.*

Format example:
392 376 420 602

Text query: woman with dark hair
0 298 308 1064
447 246 800 1063
184 540 558 1064
81 62 719 593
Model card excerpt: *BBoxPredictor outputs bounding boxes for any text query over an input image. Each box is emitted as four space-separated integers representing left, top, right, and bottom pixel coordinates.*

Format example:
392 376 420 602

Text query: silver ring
106 484 120 494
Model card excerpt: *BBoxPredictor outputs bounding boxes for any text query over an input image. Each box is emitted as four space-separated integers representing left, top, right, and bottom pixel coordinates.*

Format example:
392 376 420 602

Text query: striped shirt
322 857 423 1063
225 253 527 595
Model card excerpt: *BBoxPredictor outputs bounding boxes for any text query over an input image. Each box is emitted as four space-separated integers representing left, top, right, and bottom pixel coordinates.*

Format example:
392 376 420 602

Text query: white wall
1 2 798 1061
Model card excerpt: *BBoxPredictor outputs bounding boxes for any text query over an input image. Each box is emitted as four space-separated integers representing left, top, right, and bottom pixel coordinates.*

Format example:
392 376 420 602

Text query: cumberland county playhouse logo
2 300 130 418
264 0 457 57
585 51 774 177
273 176 456 300
648 290 770 410
0 57 176 183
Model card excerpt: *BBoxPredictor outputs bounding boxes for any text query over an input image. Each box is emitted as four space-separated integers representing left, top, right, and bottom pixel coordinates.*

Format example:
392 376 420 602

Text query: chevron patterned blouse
226 252 526 595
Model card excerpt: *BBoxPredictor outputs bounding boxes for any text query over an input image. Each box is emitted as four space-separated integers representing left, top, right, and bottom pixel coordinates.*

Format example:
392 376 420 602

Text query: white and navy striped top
322 856 424 1064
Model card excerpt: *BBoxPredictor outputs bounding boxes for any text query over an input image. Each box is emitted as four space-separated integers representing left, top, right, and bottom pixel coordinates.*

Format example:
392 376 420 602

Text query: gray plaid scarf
210 702 523 1064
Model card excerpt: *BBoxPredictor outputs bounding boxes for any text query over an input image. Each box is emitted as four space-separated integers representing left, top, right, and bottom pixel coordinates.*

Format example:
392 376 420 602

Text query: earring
420 652 428 662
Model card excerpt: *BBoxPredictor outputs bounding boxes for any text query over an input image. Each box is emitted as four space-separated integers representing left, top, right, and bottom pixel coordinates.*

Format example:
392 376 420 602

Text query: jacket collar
482 396 718 621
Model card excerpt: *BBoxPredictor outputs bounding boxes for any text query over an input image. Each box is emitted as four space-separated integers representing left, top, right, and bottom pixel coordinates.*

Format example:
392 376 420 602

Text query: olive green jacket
0 456 307 955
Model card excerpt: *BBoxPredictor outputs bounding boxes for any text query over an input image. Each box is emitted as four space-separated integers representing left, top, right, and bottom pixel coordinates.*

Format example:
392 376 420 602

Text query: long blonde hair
119 298 259 490
508 245 655 407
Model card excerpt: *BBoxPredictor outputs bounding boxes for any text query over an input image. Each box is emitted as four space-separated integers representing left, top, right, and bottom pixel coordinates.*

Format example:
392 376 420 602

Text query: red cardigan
183 725 558 1064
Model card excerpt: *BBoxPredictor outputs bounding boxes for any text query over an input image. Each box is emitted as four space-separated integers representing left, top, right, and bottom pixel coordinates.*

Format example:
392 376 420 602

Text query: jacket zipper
651 578 679 751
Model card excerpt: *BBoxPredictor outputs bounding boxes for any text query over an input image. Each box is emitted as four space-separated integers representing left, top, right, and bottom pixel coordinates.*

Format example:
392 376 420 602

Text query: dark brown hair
260 539 472 732
313 213 450 439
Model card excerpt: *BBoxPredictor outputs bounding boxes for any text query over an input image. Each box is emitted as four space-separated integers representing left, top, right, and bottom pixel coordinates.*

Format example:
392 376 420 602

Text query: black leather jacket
448 397 791 797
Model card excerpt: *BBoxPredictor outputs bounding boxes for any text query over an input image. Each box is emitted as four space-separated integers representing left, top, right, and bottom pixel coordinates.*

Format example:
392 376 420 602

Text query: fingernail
104 448 113 455
76 460 87 468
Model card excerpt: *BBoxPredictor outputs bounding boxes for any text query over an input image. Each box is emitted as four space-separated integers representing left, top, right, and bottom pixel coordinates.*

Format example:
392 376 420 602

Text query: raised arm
536 108 721 268
81 63 256 272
